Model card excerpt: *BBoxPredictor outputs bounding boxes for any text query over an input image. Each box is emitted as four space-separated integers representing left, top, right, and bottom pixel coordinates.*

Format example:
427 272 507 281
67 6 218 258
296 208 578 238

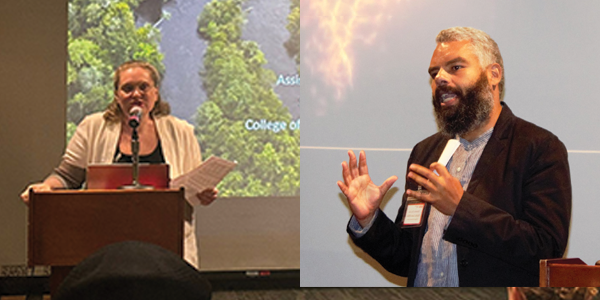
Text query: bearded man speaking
337 27 571 287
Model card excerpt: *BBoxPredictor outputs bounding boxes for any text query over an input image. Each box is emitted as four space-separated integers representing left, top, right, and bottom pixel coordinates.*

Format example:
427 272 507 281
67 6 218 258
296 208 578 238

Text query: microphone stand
120 124 153 190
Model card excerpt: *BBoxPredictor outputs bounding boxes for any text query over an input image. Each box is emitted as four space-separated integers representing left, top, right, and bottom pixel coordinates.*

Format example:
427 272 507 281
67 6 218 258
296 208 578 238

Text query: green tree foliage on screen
284 0 300 70
67 0 164 141
195 0 300 197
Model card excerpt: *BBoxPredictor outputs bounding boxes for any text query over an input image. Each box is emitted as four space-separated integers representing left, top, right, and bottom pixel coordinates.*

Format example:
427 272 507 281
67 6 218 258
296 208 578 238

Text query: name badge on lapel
401 196 427 228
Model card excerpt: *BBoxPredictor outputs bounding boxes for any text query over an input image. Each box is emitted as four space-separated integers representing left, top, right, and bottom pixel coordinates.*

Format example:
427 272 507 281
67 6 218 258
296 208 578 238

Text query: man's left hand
406 162 463 216
196 188 218 206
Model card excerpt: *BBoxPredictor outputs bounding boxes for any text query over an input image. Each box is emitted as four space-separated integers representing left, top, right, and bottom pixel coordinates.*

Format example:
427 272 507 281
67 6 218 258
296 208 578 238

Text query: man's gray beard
433 73 494 138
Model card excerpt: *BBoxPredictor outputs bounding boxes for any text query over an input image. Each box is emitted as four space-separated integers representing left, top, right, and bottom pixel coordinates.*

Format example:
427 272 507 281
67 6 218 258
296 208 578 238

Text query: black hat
54 241 211 300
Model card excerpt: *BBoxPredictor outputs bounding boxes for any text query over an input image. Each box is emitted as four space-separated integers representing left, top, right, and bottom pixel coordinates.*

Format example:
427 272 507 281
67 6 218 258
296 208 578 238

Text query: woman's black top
113 140 165 164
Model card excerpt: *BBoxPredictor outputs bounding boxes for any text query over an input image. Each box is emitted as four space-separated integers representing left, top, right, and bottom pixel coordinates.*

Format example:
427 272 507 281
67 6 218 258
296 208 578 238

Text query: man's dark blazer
349 103 571 287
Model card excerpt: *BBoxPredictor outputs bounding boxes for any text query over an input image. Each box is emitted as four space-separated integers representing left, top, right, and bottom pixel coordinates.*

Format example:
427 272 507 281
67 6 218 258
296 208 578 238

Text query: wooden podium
540 258 600 287
28 189 185 294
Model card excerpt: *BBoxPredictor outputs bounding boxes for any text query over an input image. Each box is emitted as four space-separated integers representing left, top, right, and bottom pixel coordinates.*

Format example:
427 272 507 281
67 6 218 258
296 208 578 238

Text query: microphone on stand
128 106 143 128
120 105 152 190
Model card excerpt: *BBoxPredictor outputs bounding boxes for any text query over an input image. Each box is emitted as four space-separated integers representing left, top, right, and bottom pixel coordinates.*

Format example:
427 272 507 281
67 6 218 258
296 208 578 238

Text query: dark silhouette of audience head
54 241 211 300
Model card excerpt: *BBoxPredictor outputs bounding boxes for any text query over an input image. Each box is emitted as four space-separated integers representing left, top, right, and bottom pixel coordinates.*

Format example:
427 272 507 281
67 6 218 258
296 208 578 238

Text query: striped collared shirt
414 128 493 287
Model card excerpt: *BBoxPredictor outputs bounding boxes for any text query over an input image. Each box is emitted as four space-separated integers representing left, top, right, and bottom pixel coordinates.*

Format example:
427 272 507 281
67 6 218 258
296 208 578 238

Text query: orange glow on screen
304 0 400 103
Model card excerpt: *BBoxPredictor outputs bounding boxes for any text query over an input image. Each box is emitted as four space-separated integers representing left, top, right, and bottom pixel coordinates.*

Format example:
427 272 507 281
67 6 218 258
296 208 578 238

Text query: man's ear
488 63 502 87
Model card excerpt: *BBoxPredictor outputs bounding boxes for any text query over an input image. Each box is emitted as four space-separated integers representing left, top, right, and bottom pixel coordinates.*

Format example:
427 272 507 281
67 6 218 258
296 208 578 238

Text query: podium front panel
28 189 184 267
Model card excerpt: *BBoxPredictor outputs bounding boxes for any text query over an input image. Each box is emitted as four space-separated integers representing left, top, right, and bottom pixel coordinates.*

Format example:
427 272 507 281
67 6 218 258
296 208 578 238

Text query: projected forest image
67 0 300 197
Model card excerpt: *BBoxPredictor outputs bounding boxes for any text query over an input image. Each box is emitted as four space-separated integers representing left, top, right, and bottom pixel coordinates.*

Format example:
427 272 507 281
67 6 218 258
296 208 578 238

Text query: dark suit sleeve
347 150 425 278
443 134 571 275
347 208 414 277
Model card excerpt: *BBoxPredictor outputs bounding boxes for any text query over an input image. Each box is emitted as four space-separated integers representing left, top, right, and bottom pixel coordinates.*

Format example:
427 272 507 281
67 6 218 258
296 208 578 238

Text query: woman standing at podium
20 60 217 268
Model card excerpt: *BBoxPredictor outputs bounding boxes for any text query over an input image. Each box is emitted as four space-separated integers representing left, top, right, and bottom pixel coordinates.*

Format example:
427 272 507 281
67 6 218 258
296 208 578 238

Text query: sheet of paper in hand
170 156 237 205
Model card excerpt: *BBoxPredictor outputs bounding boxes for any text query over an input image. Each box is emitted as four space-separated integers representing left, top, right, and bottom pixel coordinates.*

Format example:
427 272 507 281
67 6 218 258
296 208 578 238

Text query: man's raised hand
337 150 397 227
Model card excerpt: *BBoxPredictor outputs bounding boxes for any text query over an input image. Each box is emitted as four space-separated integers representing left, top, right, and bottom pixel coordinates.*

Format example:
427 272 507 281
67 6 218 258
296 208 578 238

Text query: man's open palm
337 150 397 227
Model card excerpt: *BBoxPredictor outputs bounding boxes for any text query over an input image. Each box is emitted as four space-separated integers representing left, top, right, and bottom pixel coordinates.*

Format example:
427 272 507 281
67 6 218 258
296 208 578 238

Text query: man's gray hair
436 27 505 99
